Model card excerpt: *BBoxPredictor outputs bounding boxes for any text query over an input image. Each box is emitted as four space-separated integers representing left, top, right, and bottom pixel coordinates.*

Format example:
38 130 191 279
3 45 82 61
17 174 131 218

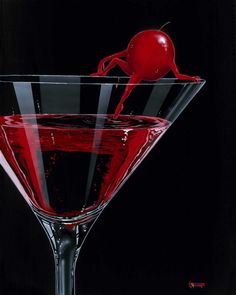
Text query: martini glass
0 75 205 295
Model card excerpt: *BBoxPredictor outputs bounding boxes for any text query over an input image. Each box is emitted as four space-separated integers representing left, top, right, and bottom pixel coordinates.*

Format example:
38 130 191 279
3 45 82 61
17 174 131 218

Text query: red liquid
0 114 169 217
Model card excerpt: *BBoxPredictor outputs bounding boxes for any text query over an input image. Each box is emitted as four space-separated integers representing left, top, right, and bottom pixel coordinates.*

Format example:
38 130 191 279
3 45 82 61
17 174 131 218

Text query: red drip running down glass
0 75 205 295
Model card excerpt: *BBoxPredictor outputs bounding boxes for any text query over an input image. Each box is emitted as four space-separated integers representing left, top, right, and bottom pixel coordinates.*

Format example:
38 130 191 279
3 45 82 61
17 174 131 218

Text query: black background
0 0 236 294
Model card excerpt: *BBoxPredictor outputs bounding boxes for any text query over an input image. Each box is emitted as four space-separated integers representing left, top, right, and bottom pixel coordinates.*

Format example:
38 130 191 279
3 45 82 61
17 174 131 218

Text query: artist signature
188 281 206 289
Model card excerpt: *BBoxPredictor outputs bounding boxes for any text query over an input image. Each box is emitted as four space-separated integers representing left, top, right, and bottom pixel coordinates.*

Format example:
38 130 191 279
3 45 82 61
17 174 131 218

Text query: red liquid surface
0 114 169 217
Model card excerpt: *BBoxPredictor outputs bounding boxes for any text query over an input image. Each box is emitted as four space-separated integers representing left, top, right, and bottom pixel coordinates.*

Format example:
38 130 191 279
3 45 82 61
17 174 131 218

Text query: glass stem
36 215 94 295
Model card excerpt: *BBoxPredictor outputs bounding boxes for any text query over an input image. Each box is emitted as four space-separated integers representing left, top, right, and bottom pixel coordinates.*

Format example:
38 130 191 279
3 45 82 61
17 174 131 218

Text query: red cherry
127 30 175 81
91 29 200 118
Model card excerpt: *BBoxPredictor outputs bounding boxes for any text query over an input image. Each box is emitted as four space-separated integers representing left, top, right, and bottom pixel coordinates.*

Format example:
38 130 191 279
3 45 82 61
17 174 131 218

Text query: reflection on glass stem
37 215 95 295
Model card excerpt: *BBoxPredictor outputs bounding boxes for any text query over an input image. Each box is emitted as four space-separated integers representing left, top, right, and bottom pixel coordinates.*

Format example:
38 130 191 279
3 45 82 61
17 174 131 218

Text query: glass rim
0 74 206 86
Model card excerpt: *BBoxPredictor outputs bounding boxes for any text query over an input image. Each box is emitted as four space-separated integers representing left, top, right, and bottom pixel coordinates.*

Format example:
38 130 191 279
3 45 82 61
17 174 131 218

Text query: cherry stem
159 21 171 31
